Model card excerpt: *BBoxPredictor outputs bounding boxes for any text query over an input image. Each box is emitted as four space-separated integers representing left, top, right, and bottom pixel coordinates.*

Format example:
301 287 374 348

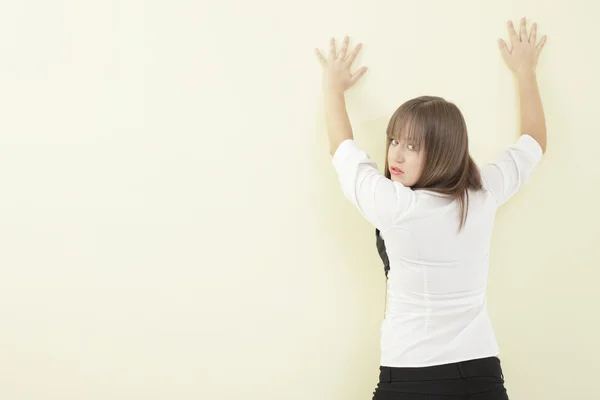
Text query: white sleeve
331 139 415 231
480 134 544 206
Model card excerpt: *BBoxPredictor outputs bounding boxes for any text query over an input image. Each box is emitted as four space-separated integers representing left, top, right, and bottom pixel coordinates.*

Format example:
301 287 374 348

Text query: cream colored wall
0 1 598 399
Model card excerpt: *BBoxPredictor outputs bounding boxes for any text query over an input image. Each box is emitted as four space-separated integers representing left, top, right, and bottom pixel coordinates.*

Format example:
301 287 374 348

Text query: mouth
390 166 404 176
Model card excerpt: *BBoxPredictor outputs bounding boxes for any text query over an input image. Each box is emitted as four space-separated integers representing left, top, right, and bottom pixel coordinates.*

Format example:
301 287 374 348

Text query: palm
499 18 547 76
315 36 368 92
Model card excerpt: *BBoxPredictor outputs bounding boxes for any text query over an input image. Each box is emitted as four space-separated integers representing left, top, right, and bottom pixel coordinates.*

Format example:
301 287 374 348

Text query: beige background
0 1 598 399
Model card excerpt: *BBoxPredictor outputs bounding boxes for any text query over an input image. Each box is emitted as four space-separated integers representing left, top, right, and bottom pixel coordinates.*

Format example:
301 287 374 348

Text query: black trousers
372 356 509 400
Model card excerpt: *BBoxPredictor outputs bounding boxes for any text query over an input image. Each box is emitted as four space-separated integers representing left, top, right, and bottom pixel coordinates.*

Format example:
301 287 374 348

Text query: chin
392 176 414 186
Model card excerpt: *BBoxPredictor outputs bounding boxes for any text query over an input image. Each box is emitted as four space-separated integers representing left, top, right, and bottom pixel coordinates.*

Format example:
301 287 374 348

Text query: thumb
350 66 368 86
498 39 511 62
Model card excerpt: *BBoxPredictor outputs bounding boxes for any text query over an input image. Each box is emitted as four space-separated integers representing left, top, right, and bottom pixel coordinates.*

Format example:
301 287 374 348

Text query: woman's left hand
315 36 368 93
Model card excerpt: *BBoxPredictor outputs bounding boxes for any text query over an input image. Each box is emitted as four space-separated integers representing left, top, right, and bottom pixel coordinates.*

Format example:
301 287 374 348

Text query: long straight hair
383 95 483 232
375 96 483 283
376 96 482 280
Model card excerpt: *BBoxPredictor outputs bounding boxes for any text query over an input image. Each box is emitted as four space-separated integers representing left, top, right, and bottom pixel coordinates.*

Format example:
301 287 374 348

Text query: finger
329 37 337 59
498 38 511 61
345 42 362 65
350 66 368 86
338 36 349 60
520 17 528 42
529 23 537 44
314 48 326 68
507 20 519 47
536 35 547 57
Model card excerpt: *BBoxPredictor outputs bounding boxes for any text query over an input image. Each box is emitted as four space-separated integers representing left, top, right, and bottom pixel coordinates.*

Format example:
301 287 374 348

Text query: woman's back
380 187 498 367
383 187 494 297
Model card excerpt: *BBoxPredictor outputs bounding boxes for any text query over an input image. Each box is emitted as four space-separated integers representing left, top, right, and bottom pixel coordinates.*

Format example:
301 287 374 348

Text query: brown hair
384 96 483 231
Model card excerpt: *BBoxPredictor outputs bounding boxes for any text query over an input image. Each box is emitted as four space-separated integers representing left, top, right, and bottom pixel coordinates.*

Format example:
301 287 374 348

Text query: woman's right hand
498 17 547 77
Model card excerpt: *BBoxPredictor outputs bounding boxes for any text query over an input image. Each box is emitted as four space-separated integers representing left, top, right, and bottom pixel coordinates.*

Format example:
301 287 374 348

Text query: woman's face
387 137 426 187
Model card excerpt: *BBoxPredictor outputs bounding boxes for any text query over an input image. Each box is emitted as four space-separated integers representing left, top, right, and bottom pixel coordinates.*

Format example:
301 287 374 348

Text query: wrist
324 86 345 96
516 69 537 82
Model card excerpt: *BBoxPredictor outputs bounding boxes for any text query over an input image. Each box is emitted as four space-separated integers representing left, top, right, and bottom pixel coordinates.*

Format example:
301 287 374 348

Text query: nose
392 146 405 163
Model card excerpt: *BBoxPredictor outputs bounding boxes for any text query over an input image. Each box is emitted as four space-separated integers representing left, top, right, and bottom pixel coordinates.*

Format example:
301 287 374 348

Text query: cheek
387 150 397 168
408 154 425 176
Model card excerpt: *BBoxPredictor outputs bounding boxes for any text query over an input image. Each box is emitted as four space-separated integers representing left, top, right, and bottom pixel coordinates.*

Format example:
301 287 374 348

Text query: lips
390 166 404 175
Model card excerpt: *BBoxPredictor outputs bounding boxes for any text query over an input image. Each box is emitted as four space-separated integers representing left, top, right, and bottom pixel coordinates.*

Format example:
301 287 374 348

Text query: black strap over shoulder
375 228 390 279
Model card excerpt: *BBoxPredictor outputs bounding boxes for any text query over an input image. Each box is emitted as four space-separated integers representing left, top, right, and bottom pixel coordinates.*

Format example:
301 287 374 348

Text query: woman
315 18 547 400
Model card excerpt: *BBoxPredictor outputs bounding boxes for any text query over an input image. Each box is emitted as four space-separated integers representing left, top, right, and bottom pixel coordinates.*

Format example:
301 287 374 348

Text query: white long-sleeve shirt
331 134 543 367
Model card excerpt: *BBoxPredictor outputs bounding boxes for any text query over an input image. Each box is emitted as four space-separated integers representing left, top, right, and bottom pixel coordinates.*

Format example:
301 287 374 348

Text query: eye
391 139 399 146
406 144 415 151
